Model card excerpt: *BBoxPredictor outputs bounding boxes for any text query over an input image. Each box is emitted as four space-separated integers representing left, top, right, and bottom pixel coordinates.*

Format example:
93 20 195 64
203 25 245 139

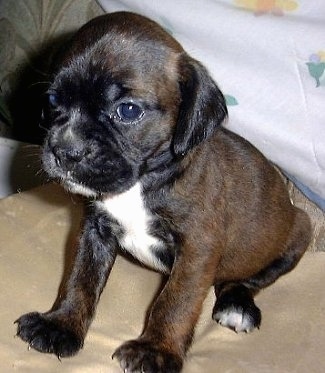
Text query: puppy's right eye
48 93 59 108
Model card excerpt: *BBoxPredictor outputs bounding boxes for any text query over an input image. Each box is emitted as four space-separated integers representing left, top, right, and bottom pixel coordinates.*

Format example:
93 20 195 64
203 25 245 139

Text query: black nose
52 145 86 164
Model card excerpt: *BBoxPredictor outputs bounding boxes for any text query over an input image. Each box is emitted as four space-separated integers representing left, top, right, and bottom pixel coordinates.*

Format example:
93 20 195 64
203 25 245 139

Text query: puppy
16 12 311 372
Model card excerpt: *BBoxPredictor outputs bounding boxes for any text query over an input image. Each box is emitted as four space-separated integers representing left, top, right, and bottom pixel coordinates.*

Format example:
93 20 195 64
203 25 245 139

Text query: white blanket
97 0 325 209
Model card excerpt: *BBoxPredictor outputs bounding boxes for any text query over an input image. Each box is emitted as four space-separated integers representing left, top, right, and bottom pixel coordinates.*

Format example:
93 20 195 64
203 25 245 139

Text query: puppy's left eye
116 102 144 123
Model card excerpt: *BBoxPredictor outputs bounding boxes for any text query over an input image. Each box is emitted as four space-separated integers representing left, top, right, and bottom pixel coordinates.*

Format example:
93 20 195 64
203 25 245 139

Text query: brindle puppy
16 12 311 373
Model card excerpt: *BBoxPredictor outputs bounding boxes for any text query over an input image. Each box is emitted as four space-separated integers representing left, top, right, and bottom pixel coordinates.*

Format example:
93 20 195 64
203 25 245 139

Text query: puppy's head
42 12 227 197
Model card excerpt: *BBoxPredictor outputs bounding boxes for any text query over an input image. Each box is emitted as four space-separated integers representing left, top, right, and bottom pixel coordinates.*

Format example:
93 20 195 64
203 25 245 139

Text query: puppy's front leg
114 243 219 373
16 210 117 358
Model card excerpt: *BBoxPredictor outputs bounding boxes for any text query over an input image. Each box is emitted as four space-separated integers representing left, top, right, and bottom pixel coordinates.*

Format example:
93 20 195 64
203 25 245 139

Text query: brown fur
16 12 311 373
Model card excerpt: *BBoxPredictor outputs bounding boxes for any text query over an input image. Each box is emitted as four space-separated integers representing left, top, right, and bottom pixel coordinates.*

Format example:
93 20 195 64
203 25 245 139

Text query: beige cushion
1 184 324 372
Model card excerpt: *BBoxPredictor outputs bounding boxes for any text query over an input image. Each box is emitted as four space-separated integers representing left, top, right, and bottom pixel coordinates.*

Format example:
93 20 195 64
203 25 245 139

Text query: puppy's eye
48 93 59 108
116 102 144 123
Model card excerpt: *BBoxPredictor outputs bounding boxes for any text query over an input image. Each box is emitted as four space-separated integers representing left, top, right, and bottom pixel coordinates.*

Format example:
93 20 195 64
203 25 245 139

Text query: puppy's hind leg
213 208 311 333
213 283 262 333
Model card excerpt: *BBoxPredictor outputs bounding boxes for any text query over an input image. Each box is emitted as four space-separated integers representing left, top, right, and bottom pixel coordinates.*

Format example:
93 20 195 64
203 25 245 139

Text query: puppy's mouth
63 176 98 198
42 139 139 198
42 151 98 197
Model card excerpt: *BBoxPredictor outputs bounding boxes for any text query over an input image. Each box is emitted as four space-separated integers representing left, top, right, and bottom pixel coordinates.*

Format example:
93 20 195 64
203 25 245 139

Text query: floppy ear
172 57 228 157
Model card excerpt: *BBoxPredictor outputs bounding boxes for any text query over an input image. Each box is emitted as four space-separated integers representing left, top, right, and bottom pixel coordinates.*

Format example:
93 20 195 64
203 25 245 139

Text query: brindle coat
16 12 311 373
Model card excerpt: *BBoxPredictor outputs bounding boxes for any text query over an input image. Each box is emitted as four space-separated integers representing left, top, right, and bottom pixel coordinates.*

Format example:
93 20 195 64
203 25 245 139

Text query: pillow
97 0 325 209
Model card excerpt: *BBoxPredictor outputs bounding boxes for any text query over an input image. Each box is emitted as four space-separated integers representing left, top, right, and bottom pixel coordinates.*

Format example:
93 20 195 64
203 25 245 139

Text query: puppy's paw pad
113 340 183 373
15 312 83 357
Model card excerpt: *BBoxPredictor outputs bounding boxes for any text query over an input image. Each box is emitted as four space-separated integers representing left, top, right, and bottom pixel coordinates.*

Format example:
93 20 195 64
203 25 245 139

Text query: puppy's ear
172 57 228 157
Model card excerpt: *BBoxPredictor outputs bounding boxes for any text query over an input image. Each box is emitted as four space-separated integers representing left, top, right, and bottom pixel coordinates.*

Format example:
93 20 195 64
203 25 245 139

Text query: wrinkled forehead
99 33 180 88
53 30 182 107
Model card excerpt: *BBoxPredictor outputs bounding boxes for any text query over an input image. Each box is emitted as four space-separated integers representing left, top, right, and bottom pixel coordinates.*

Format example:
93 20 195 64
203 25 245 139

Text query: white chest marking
98 183 166 271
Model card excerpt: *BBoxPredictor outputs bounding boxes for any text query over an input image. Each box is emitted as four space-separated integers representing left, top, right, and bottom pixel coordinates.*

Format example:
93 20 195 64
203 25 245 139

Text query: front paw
113 340 183 373
15 312 83 358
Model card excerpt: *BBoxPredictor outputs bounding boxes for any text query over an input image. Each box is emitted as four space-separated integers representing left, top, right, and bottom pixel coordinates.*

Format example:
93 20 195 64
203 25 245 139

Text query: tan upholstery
1 184 324 372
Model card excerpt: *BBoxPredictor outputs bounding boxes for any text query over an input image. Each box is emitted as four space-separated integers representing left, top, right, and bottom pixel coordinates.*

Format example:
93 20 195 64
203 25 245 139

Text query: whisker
28 81 52 88
35 168 46 177
20 143 41 148
39 123 49 132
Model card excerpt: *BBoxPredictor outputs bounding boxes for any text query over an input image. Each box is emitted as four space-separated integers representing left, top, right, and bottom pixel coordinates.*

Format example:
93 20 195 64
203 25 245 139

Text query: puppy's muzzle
52 143 87 165
47 125 88 166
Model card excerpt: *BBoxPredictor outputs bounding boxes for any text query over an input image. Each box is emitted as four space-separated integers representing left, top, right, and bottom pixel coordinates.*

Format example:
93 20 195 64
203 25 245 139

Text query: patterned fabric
99 0 325 209
235 0 299 15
